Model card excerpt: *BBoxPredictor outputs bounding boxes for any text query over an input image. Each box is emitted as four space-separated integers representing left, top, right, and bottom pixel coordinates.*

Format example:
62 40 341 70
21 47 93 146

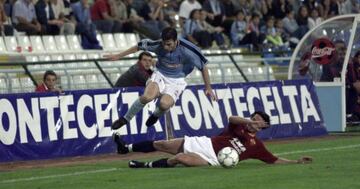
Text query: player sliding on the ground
113 111 313 168
104 27 217 130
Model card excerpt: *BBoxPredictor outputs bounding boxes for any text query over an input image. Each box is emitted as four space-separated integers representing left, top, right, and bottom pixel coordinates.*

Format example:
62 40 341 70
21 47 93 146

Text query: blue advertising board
0 80 327 162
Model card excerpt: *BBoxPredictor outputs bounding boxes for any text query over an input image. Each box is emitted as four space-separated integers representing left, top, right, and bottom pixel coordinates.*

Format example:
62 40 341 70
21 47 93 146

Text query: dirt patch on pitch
0 152 169 172
1 133 358 172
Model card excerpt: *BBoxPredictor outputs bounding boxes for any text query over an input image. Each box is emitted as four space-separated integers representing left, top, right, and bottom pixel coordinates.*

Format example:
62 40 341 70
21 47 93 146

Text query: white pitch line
274 144 360 156
1 144 360 184
0 168 122 184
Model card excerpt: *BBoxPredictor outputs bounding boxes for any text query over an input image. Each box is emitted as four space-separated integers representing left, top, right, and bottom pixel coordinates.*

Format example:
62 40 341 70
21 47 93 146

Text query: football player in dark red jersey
113 111 313 168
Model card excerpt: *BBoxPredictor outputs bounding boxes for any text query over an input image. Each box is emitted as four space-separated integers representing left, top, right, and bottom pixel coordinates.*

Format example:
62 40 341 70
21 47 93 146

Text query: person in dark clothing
35 0 61 35
114 51 154 87
346 51 360 121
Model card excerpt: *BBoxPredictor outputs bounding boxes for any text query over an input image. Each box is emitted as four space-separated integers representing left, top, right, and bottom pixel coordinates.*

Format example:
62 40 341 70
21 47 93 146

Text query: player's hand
103 54 120 61
248 121 269 132
205 88 218 101
297 156 313 164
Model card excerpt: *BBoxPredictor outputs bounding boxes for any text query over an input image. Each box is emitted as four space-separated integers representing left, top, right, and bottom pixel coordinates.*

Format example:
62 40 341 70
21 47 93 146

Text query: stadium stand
0 32 290 93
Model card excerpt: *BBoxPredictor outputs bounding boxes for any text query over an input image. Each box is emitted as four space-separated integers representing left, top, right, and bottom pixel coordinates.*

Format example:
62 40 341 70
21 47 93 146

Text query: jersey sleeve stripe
179 40 208 64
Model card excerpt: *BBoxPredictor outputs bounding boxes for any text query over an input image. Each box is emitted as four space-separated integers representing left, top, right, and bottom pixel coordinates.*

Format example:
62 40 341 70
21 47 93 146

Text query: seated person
12 0 45 35
35 70 62 93
114 52 154 87
35 0 62 35
0 0 14 35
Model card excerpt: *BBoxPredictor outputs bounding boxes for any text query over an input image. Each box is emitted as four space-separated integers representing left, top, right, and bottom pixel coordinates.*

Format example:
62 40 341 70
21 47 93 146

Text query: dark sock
146 158 172 168
132 141 156 153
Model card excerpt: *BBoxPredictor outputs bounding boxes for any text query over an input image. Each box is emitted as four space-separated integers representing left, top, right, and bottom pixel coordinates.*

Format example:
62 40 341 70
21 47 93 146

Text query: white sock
127 144 133 152
124 99 145 121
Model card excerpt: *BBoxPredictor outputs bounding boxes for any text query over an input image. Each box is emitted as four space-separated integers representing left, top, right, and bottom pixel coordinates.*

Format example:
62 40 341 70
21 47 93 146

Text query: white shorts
149 71 187 102
183 136 220 166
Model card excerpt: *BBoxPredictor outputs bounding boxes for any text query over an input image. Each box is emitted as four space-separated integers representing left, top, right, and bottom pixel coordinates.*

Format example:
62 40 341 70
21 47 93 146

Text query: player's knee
174 153 190 163
159 100 173 110
153 140 168 150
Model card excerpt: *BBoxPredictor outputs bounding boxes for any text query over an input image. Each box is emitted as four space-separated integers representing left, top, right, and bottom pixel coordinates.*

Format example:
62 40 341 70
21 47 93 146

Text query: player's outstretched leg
111 117 128 130
112 133 129 154
146 94 174 127
113 134 158 154
145 114 159 127
128 158 172 168
128 160 146 168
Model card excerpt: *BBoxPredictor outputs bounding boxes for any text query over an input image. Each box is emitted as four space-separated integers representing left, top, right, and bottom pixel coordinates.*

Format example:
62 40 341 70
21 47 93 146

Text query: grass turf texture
1 134 360 189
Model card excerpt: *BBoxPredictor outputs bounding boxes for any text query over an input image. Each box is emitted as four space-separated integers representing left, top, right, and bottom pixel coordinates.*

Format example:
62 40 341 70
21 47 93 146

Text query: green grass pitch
1 134 360 189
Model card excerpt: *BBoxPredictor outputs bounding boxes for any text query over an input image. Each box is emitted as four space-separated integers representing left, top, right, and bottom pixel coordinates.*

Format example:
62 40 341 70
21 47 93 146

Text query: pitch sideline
1 144 360 184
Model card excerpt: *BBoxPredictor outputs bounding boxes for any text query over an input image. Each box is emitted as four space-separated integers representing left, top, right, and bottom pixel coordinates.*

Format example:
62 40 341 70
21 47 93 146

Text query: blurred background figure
12 0 45 35
35 70 62 93
0 0 13 35
114 51 154 88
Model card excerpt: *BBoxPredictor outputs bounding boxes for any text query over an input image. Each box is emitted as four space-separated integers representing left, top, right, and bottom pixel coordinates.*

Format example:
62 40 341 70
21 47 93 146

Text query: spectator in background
136 0 169 40
114 52 154 87
71 0 102 49
202 0 225 27
198 9 226 49
232 0 255 17
261 0 275 19
247 13 265 50
296 6 309 31
308 8 322 31
112 0 144 33
231 11 265 50
261 16 283 48
274 19 290 47
287 0 300 13
346 51 360 121
35 0 63 35
282 8 306 40
303 0 320 11
12 0 45 35
220 0 236 36
349 0 360 13
337 0 352 15
50 0 75 35
321 0 339 19
35 70 62 93
0 0 13 35
90 0 122 33
272 0 289 19
183 9 205 47
178 0 202 21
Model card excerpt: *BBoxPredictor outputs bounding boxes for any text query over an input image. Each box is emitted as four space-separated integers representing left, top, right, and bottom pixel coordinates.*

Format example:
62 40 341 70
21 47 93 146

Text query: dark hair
161 27 177 41
355 51 360 59
138 51 153 60
189 9 200 19
251 111 270 125
235 10 245 17
43 70 57 81
251 13 260 19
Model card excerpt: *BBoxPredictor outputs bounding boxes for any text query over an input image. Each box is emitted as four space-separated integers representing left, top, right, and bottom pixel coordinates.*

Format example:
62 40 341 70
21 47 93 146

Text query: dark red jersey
211 123 278 164
35 83 49 92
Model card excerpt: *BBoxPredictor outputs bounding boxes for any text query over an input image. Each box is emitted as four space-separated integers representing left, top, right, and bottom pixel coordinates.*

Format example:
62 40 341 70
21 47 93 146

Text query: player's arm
273 156 313 164
201 66 218 101
228 116 268 130
103 46 139 61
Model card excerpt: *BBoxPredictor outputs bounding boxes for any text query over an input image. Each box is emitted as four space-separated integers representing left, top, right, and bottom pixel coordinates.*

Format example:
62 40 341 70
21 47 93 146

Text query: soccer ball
217 147 239 168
